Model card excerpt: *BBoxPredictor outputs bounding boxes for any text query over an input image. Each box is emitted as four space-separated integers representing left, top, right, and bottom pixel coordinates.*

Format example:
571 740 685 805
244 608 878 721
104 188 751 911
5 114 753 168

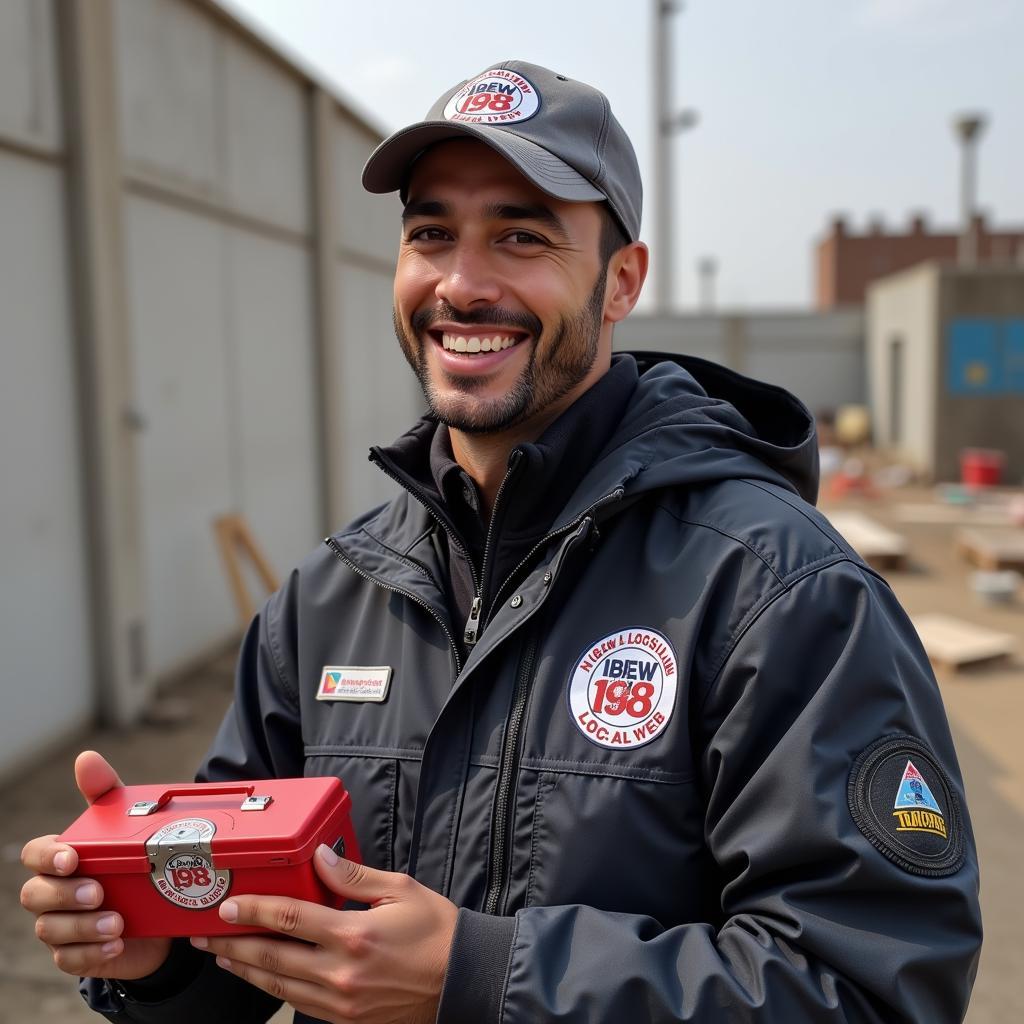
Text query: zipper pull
464 596 483 646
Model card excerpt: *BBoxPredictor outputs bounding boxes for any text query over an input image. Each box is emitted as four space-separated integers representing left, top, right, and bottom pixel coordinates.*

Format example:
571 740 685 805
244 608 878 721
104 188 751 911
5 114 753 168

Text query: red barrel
960 448 1005 488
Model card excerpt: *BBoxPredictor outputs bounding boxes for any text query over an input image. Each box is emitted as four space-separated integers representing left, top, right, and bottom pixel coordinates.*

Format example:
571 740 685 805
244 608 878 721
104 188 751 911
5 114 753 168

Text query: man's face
393 138 611 436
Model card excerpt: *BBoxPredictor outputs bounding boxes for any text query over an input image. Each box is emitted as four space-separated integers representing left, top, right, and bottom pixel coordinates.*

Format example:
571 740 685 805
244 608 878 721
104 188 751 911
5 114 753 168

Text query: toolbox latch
127 801 160 816
240 794 273 811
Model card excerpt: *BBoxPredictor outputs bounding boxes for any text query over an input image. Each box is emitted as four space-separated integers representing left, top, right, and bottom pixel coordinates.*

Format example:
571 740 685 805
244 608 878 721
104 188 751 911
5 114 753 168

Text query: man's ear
604 242 649 323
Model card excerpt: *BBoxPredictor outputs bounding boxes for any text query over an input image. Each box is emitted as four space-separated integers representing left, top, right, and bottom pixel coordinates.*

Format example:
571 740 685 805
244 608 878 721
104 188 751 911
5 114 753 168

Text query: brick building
815 213 1024 309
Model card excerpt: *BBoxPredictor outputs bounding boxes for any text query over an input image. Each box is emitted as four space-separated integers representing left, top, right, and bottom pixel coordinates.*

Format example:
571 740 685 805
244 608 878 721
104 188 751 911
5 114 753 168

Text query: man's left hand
191 844 458 1024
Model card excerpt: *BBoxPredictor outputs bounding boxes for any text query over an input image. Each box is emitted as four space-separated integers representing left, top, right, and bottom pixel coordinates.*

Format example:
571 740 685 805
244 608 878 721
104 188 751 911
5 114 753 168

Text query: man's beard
393 270 608 435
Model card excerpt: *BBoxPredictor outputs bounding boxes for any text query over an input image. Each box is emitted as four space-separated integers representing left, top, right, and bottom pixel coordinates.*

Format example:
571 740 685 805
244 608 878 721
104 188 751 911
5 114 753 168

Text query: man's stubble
392 268 608 435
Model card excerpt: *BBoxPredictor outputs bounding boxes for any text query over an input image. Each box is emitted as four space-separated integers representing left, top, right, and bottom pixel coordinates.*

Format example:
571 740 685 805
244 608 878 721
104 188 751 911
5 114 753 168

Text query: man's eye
409 227 449 242
506 231 544 245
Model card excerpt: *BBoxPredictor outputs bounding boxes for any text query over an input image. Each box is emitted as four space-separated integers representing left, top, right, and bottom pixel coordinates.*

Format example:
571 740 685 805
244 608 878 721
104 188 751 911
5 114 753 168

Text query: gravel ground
2 486 1021 1023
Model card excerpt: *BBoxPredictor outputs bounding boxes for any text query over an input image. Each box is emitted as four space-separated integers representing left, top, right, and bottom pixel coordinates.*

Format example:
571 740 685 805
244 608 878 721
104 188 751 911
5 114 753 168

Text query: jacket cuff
437 909 516 1024
79 942 280 1022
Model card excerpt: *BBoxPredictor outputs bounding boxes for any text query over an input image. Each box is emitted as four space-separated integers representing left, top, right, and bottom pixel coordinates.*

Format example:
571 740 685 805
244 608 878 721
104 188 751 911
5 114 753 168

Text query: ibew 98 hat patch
568 628 678 749
848 734 966 877
443 68 540 125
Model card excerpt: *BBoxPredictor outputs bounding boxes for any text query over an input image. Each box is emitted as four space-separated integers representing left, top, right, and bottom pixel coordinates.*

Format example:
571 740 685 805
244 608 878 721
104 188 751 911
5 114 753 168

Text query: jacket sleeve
81 578 302 1022
439 560 982 1023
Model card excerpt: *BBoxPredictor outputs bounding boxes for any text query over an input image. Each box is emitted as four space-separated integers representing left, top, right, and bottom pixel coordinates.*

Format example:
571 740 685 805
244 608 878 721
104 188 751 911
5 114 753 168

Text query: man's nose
434 245 503 308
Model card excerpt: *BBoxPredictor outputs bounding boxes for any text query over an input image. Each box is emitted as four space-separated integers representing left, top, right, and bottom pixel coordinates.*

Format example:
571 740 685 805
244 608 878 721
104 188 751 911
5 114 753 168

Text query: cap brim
362 121 605 204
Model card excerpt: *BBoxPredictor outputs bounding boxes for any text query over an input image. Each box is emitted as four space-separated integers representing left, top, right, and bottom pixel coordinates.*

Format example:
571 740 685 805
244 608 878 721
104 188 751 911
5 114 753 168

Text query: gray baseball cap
361 59 642 242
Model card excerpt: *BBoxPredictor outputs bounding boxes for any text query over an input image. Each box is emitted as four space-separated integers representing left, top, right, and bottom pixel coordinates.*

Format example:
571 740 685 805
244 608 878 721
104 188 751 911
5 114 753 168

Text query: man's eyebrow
401 198 570 239
402 199 449 223
483 202 569 238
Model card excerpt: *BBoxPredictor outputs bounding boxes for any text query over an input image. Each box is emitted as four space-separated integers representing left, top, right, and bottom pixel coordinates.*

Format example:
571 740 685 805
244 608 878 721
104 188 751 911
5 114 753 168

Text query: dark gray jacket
85 353 981 1022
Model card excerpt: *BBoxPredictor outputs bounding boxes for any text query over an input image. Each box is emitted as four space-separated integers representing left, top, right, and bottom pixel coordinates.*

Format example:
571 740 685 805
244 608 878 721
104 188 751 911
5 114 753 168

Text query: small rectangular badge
317 666 392 702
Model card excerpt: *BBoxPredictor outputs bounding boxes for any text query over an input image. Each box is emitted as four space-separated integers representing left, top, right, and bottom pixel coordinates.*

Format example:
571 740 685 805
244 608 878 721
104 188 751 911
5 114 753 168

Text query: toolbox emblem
146 818 231 910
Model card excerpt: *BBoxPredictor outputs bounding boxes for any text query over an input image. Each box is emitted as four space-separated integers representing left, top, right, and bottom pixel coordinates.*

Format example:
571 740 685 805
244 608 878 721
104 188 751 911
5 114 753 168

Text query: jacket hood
561 351 819 524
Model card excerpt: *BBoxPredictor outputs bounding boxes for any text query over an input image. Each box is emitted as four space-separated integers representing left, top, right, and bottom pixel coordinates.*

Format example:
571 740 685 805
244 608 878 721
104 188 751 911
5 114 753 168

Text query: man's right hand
20 750 172 980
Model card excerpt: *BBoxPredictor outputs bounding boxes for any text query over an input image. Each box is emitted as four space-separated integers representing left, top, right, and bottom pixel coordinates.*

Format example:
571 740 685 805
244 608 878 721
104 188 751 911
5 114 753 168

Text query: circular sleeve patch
848 734 966 877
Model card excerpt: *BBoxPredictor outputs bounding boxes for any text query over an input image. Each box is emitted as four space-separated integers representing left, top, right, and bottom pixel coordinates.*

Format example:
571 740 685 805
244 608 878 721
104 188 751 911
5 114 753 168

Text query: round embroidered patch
443 68 540 125
848 734 965 877
567 628 678 749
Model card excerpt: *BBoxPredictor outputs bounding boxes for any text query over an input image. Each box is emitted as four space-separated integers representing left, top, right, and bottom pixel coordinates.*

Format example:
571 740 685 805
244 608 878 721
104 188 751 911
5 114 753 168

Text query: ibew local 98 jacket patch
848 733 966 877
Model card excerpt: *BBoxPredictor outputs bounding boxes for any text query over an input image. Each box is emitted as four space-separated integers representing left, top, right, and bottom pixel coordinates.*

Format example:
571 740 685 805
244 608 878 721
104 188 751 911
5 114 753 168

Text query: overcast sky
223 0 1022 311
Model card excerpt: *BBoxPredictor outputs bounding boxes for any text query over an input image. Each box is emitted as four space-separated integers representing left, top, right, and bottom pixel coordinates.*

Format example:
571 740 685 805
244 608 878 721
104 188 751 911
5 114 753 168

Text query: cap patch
567 628 678 750
848 734 965 877
443 68 540 125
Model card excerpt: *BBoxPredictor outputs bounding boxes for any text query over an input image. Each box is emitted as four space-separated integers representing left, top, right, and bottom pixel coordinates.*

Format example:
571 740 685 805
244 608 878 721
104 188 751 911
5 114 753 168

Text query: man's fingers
50 938 125 976
218 896 330 944
21 874 104 914
74 750 124 805
193 934 326 986
20 835 79 876
34 909 123 947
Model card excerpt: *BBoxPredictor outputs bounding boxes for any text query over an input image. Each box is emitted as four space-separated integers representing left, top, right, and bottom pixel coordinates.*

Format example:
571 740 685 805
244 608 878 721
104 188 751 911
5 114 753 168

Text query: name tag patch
568 628 678 749
317 666 392 703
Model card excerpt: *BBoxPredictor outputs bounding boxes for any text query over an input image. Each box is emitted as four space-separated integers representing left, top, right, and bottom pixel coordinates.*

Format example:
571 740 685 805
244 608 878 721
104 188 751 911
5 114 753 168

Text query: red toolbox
58 778 360 938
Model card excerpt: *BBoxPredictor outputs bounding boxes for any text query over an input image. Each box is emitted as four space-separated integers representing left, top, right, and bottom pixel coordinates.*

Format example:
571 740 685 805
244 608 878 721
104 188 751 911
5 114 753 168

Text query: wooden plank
828 511 908 569
893 503 1012 526
911 613 1015 671
212 515 280 629
957 529 1024 571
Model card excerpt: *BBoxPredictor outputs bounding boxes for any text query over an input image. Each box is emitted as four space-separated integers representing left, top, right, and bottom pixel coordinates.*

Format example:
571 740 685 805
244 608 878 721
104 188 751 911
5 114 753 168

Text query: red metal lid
59 778 351 875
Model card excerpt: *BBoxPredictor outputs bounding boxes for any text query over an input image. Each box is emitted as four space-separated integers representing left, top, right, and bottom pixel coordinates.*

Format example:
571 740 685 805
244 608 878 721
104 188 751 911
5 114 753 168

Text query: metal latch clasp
240 795 272 811
127 801 159 816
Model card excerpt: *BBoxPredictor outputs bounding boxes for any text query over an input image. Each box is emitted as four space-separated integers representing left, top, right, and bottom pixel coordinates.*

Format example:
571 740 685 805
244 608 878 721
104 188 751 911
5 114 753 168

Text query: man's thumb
74 750 124 805
314 844 395 903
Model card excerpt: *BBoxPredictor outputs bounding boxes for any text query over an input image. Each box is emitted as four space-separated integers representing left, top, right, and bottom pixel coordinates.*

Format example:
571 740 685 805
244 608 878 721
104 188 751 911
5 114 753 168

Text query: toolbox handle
153 783 255 809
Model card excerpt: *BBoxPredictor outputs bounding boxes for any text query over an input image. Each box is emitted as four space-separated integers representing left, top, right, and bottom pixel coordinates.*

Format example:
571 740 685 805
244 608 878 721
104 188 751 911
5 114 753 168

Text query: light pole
652 0 699 313
697 256 717 311
952 113 986 267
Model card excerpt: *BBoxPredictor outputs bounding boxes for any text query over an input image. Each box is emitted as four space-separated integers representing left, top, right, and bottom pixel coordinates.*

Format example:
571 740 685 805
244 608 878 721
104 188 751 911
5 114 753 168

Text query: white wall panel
228 230 321 572
745 346 865 411
116 0 221 195
0 0 62 152
333 113 396 265
333 263 422 523
0 154 89 774
223 36 310 234
125 196 236 677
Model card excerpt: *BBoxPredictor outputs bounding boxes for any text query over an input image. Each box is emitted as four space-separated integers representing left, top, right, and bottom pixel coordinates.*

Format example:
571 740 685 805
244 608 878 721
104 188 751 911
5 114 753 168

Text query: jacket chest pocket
504 765 709 926
303 751 421 874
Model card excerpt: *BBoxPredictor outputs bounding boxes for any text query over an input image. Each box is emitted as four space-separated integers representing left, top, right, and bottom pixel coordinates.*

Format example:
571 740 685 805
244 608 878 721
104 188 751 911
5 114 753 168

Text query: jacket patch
317 666 392 702
567 628 678 749
848 734 966 877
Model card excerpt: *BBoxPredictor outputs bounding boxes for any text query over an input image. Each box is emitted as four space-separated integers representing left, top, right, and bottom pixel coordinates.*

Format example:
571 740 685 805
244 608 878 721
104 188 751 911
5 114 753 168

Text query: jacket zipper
481 486 625 917
484 632 538 915
465 450 523 646
368 450 483 598
324 536 462 675
485 485 627 626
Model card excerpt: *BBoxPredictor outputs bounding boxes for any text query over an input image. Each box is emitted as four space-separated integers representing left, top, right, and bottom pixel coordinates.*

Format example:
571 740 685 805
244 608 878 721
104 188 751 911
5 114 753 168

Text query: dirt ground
2 484 1021 1023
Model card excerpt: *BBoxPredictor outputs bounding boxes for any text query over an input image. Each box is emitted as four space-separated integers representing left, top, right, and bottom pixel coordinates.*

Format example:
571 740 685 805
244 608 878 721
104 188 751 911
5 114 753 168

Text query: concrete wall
867 263 1024 483
0 1 95 774
866 263 940 473
934 269 1024 483
615 309 866 414
0 0 410 778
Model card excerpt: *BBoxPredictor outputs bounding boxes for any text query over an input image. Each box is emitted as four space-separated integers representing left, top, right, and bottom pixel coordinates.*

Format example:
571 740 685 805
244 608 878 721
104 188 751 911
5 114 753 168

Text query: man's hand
20 751 173 980
191 844 458 1024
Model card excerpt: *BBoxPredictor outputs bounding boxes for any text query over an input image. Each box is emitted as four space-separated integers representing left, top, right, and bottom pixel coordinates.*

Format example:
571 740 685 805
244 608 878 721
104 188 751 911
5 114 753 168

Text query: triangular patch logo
893 760 942 814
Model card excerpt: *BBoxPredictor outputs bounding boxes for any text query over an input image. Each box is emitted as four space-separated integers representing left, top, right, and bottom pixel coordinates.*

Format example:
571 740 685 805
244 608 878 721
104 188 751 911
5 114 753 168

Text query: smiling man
23 60 981 1024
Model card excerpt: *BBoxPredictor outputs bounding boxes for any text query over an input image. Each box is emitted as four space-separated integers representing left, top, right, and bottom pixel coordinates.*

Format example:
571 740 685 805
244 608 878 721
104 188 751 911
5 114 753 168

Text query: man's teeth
441 334 519 353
